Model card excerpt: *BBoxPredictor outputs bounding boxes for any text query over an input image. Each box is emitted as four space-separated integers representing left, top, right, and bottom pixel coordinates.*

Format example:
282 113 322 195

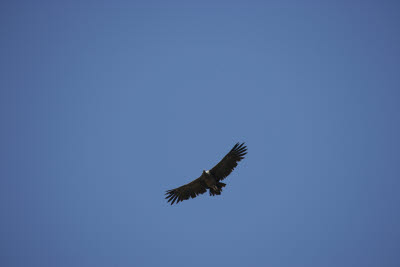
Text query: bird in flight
165 142 247 205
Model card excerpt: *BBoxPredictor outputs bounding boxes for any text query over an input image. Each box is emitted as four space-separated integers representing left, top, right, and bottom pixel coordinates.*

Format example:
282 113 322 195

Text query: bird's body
202 170 225 195
165 142 247 205
203 170 215 187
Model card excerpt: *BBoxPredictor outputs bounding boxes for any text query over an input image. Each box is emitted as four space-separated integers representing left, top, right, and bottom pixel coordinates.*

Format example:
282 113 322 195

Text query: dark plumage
165 142 247 205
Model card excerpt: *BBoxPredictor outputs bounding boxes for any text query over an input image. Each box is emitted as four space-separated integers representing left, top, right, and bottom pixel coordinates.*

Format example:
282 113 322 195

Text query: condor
165 142 247 205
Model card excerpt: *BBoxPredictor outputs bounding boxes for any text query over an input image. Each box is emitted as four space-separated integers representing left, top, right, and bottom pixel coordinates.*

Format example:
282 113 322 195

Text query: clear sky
1 1 400 267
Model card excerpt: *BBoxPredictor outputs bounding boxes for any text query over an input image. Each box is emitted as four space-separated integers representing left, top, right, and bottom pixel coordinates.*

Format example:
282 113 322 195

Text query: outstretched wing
165 175 207 205
210 142 247 181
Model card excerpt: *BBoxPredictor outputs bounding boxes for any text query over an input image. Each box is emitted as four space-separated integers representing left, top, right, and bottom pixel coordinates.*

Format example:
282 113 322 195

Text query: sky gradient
1 1 400 267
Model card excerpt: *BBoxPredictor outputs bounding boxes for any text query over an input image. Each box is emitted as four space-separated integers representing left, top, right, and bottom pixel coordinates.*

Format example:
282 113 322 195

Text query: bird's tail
209 182 226 196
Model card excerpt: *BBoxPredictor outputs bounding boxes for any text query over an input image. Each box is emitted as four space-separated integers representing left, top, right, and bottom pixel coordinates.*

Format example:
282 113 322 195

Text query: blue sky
1 1 400 267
